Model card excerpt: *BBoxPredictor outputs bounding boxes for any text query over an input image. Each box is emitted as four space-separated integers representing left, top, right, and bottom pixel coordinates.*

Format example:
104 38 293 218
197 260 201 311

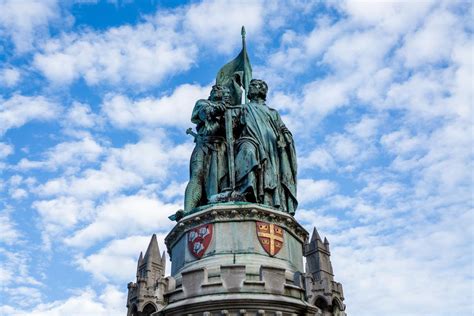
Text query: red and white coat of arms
188 223 213 259
256 221 284 256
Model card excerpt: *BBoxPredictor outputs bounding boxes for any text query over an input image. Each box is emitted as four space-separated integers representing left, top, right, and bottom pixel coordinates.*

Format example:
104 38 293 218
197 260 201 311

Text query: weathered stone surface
221 265 245 291
166 203 306 277
126 234 166 316
260 266 285 294
156 204 317 315
181 267 208 297
304 227 346 315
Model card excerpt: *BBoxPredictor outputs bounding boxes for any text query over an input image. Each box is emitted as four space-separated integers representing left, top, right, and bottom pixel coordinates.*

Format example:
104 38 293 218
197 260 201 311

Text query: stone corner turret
126 234 167 316
304 227 346 316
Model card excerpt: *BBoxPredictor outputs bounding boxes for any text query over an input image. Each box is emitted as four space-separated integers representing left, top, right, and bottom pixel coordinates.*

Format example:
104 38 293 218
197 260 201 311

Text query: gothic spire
310 227 322 242
143 234 162 269
324 237 330 251
136 251 143 277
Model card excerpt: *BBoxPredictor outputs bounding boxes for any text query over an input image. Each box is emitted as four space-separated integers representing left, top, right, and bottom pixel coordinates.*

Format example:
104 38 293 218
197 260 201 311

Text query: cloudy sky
0 0 472 315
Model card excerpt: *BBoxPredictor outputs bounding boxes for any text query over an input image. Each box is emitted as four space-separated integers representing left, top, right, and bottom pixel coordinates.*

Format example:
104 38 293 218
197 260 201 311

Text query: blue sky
0 0 472 315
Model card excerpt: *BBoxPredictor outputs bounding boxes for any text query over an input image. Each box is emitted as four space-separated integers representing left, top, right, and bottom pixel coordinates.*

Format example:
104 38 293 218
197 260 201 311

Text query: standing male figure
234 79 298 214
184 85 231 213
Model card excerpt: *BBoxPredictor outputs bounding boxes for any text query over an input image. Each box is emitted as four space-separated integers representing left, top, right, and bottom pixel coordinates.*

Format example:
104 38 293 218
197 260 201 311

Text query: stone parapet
159 264 319 315
159 203 316 315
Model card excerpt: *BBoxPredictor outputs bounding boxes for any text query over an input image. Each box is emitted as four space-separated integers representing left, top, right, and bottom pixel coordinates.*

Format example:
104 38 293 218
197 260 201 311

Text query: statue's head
209 85 231 102
247 79 268 101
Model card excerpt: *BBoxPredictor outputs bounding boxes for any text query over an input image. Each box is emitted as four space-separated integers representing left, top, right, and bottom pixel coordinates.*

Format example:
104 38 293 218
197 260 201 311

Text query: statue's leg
235 141 259 202
184 146 205 213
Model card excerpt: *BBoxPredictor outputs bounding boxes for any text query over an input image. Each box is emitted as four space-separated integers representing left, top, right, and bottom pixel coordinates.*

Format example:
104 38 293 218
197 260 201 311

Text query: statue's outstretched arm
195 100 226 122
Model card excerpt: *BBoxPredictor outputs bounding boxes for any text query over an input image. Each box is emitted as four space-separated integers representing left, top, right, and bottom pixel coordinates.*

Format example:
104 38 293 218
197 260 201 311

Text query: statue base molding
160 203 319 315
126 203 346 316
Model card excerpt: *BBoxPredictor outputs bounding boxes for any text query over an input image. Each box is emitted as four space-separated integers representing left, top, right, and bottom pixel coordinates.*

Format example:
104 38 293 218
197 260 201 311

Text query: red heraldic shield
256 221 284 256
188 223 213 259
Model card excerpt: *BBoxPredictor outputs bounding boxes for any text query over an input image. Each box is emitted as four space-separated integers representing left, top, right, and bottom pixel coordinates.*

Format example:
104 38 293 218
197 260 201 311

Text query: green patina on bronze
181 26 297 219
216 26 252 105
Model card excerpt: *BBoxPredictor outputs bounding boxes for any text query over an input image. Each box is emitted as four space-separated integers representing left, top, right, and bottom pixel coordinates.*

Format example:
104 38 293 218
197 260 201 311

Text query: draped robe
235 101 298 214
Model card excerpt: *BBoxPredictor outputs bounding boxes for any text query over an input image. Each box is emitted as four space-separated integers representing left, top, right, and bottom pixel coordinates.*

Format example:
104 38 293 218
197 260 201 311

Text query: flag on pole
216 26 252 105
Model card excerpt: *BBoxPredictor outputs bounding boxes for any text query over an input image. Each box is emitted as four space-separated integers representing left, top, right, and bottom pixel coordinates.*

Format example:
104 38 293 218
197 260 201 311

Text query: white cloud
301 77 352 118
336 0 435 34
33 197 95 250
296 210 340 232
0 67 20 87
396 8 459 68
77 234 169 283
64 102 99 129
65 195 177 248
10 188 27 200
32 136 191 205
109 138 191 180
0 0 62 52
6 286 43 308
0 94 60 136
0 142 13 159
161 181 187 201
31 0 272 88
35 163 142 199
299 147 335 171
0 212 20 244
0 248 42 287
34 19 197 87
34 197 94 228
331 205 473 315
0 286 126 316
329 134 359 161
297 179 337 205
380 120 471 201
4 175 29 200
17 137 104 172
263 1 471 129
345 116 380 140
380 129 427 157
182 0 264 54
102 84 210 129
303 126 378 172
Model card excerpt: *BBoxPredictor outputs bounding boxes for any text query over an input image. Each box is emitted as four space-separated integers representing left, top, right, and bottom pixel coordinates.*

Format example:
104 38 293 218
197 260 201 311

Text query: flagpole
241 26 249 104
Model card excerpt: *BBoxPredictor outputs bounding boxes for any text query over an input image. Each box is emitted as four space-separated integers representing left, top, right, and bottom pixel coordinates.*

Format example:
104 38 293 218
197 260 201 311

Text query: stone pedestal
160 203 319 316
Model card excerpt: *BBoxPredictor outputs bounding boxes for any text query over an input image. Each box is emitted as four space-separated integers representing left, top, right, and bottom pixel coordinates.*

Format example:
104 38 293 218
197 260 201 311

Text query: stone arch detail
332 297 344 311
142 302 157 316
313 295 330 311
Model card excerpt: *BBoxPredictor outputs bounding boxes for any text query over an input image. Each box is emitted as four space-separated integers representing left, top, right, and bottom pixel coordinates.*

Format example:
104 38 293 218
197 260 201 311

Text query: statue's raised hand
213 101 227 114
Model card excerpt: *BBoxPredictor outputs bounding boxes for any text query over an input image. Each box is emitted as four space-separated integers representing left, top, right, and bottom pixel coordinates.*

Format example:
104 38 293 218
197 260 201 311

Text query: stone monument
126 27 346 316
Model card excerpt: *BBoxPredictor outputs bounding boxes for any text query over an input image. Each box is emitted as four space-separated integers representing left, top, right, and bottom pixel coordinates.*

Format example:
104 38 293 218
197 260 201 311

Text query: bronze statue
184 85 232 212
234 79 297 214
182 28 297 216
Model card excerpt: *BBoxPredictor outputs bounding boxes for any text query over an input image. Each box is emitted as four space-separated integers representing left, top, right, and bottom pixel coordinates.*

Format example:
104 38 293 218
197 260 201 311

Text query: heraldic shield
256 221 284 256
188 223 213 259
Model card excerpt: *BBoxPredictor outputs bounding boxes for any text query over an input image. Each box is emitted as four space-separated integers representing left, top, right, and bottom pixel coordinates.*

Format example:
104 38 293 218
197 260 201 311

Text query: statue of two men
184 79 298 215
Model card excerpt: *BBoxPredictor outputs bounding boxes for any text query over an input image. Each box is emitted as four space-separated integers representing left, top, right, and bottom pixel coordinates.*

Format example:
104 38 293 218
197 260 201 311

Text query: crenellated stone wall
127 203 346 316
159 203 319 315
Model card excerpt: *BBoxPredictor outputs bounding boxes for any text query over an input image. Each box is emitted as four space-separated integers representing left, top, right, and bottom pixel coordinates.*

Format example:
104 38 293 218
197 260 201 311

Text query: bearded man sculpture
234 79 297 214
182 26 298 216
